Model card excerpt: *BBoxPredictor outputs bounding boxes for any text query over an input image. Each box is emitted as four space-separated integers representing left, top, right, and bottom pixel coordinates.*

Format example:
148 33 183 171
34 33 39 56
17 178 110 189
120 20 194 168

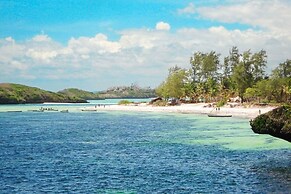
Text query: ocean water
0 110 290 193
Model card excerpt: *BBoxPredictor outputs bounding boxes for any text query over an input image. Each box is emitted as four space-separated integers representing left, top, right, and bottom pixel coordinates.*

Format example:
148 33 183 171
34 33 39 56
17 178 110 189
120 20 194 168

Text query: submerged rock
250 106 291 142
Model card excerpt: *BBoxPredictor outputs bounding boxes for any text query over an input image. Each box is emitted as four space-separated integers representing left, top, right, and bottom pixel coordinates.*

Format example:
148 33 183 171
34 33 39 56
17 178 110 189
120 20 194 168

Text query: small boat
60 110 69 113
28 109 44 112
208 114 232 117
6 110 22 112
42 108 58 111
81 109 97 112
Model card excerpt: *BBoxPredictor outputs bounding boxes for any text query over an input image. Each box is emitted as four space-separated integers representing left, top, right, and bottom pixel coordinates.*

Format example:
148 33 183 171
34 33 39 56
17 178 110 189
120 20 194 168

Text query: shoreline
0 102 276 119
84 103 276 119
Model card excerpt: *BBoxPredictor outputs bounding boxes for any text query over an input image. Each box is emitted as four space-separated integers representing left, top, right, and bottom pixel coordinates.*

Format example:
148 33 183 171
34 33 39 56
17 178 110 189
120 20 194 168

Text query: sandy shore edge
83 103 276 119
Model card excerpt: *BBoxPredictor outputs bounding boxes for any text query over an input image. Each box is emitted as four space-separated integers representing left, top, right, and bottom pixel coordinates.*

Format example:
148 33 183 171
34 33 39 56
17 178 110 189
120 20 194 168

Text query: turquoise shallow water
0 109 290 193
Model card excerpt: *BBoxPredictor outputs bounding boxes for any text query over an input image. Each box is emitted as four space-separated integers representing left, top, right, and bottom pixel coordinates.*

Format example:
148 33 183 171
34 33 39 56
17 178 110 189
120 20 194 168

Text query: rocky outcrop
97 85 156 99
250 106 291 142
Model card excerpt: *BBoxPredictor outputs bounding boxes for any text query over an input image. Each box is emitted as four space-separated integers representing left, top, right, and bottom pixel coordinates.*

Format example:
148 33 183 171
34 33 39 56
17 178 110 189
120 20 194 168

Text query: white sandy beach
0 102 275 119
83 103 276 119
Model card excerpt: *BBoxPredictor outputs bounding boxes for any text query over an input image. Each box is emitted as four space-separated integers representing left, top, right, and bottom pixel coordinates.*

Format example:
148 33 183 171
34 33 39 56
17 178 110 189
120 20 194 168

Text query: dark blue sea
0 111 290 193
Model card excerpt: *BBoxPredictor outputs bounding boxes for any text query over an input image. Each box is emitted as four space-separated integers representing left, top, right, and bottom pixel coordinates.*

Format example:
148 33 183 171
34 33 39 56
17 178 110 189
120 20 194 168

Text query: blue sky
0 0 290 91
1 0 236 42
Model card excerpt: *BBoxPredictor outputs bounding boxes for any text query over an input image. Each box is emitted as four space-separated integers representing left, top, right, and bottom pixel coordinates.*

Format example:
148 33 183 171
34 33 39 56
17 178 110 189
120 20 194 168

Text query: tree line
156 46 291 104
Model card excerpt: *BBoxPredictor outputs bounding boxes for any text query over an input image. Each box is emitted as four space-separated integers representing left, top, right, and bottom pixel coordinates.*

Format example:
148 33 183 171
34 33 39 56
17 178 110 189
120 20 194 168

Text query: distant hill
58 88 103 100
97 85 156 98
0 83 87 104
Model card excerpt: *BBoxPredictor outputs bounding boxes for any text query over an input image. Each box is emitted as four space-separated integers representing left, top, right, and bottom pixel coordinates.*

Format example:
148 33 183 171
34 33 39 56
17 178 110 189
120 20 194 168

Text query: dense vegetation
118 100 132 105
0 83 156 104
97 84 156 99
250 106 291 142
58 88 103 100
0 83 87 104
156 47 290 104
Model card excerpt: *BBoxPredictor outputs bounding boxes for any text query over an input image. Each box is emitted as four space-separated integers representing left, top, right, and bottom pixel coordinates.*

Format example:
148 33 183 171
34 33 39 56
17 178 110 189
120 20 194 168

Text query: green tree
156 81 169 99
190 51 220 101
251 50 267 82
156 67 189 99
220 47 240 95
231 49 267 102
248 77 290 103
206 77 219 102
201 51 220 80
190 51 220 83
190 52 203 83
167 69 187 98
270 60 291 102
272 59 291 78
244 87 258 102
232 63 250 102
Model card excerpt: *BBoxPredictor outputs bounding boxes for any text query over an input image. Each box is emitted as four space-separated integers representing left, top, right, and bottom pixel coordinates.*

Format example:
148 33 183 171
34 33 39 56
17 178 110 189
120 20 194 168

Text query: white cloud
32 34 52 42
26 49 58 62
25 35 62 63
155 21 171 31
10 60 26 70
197 0 291 38
119 29 163 49
68 33 121 54
0 37 24 61
177 3 196 15
5 37 15 43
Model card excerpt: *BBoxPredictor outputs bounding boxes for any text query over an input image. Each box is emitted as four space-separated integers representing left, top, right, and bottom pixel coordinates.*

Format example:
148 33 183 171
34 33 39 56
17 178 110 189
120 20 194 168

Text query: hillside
97 85 156 98
0 83 87 104
58 88 103 100
250 106 291 142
